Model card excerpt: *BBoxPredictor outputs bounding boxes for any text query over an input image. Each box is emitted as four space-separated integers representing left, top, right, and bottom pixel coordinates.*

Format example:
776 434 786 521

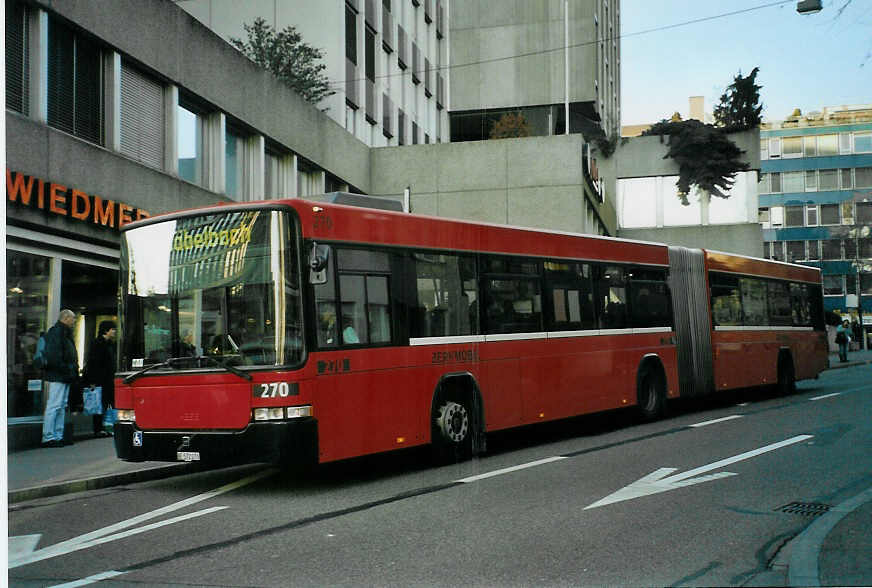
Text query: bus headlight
253 406 312 421
116 409 135 422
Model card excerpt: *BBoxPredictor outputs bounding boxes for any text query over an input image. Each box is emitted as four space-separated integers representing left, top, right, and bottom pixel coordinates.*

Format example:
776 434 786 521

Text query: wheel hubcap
436 402 469 443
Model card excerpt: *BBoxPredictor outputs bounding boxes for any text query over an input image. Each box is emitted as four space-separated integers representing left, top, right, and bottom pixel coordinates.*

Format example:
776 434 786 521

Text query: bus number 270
253 382 298 398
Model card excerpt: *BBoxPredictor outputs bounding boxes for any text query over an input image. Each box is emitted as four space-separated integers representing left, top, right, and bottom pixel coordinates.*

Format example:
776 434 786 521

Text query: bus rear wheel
432 399 472 462
637 368 666 421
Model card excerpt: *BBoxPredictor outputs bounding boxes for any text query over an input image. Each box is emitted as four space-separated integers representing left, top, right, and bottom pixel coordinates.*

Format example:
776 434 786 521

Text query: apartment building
450 0 620 142
758 105 872 317
176 0 448 147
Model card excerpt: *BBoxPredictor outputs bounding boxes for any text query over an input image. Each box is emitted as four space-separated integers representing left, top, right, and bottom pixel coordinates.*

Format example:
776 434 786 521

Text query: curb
825 359 872 371
788 486 872 587
8 463 200 505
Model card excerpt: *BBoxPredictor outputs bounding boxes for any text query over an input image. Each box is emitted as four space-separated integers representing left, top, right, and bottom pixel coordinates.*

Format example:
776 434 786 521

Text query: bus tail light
253 406 312 421
116 409 135 422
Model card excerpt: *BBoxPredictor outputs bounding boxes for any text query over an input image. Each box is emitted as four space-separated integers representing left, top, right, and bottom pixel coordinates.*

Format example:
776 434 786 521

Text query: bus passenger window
411 253 478 338
740 278 769 326
335 248 393 346
596 266 628 329
544 261 595 331
710 273 742 327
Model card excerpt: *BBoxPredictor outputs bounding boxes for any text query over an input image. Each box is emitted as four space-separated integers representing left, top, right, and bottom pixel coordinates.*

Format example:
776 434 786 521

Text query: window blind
120 60 164 168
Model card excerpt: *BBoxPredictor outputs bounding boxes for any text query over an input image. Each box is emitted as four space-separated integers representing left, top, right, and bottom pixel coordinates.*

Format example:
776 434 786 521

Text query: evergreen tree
713 67 762 131
230 18 334 106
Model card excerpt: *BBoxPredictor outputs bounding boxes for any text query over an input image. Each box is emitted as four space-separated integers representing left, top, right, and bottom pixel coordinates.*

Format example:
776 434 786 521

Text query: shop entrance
62 260 119 372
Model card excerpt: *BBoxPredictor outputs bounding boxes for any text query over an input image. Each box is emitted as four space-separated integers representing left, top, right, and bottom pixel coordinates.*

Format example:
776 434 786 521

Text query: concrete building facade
176 0 448 148
759 105 872 323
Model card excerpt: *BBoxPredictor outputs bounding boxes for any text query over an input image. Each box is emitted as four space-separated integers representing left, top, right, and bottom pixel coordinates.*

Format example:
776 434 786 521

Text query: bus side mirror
309 243 330 285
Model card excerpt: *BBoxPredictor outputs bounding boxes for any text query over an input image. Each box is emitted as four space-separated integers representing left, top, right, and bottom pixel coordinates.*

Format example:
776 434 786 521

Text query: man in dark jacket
41 309 79 447
84 320 117 437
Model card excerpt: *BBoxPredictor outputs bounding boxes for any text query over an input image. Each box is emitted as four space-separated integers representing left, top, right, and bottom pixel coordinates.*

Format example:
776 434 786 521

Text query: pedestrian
83 320 117 437
41 309 79 447
836 319 852 363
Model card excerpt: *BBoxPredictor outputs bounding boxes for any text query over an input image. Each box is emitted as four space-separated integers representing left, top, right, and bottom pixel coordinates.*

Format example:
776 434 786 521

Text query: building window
782 171 804 193
807 206 818 226
48 17 102 145
225 123 248 200
808 240 820 260
855 132 872 153
784 206 804 227
6 1 29 114
856 167 872 188
841 169 853 189
820 203 840 225
845 238 857 260
857 202 872 225
346 4 358 65
840 132 853 154
177 96 206 187
818 169 838 191
771 241 784 261
769 137 782 158
782 136 802 158
803 136 817 157
823 275 843 296
760 138 769 160
805 170 817 191
264 147 285 199
859 238 872 259
817 134 838 156
822 239 842 260
120 61 164 169
786 240 805 262
398 108 405 145
770 172 782 193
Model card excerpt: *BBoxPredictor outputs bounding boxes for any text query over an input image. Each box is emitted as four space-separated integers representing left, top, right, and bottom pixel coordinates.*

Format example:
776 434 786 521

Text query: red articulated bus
113 195 828 465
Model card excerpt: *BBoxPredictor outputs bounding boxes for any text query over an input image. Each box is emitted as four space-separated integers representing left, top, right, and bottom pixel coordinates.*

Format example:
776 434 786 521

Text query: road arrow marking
8 534 41 560
585 434 814 510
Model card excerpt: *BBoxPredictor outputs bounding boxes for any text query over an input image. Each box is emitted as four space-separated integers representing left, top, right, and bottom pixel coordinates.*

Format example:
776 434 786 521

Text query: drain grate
775 501 831 517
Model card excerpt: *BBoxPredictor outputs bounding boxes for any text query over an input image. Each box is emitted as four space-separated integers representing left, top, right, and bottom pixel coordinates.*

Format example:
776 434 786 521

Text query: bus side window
595 265 628 329
710 272 742 327
410 253 479 338
314 247 338 347
336 248 393 346
629 268 671 328
544 261 595 331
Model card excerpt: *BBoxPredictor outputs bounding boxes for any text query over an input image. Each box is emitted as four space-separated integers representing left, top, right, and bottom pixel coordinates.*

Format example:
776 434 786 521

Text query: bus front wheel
432 399 472 462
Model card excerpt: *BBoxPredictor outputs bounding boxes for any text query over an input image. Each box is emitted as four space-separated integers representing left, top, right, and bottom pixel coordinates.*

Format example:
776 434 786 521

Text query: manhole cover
775 502 831 517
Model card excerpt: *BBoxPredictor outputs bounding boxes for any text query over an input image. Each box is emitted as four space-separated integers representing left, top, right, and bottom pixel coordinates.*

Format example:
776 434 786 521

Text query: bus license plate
177 451 200 462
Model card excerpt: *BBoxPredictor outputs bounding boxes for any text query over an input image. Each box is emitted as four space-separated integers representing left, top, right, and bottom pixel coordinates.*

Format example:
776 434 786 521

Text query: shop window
7 250 52 418
6 1 29 114
177 96 206 186
120 60 164 169
411 253 478 337
48 17 102 144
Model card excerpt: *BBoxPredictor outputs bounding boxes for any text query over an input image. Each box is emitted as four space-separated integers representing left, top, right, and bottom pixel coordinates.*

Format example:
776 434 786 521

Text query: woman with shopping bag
83 321 117 437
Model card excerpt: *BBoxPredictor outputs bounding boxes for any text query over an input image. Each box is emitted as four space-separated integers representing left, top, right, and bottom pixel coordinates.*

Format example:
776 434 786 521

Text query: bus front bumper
113 419 318 465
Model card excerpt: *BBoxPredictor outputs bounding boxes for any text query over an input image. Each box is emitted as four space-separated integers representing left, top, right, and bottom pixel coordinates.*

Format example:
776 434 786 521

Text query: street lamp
796 0 823 14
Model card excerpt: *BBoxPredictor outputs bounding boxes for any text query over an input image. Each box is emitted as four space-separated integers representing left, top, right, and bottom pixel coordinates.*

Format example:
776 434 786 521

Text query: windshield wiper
195 355 253 381
123 355 252 384
123 357 188 384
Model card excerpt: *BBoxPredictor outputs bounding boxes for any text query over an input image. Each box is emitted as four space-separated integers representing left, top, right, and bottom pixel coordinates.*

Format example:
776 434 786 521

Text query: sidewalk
6 355 871 586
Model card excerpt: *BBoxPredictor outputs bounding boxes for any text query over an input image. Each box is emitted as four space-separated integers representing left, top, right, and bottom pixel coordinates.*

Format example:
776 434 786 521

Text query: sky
620 0 872 126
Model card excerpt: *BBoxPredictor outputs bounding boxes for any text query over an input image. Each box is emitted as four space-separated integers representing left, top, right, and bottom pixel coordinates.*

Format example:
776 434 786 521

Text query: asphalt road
9 367 872 587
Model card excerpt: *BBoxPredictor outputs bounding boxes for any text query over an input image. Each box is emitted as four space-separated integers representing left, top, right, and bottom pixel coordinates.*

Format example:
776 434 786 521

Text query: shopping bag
83 386 103 415
102 405 118 432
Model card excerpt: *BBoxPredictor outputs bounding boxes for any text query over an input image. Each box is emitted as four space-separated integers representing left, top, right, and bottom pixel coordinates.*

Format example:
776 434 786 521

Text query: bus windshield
119 209 303 371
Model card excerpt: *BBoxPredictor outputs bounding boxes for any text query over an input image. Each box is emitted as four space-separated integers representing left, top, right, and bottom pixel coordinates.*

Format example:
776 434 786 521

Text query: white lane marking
49 570 126 587
11 507 227 568
810 392 841 401
456 456 568 483
689 415 743 428
8 534 42 560
9 469 274 569
585 434 814 509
